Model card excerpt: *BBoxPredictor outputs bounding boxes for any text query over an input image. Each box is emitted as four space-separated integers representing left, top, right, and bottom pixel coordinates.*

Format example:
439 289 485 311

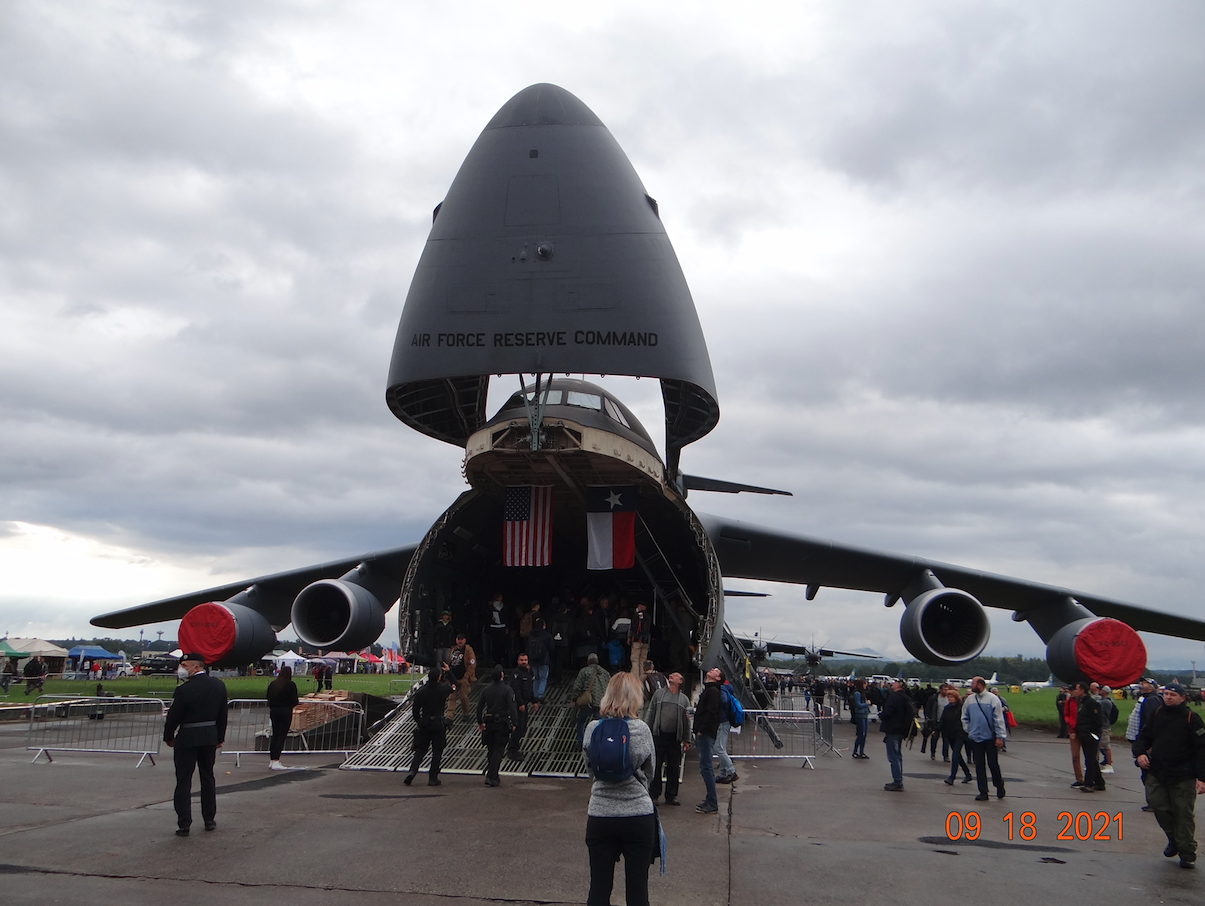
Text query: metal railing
26 695 164 766
725 708 837 768
221 698 367 766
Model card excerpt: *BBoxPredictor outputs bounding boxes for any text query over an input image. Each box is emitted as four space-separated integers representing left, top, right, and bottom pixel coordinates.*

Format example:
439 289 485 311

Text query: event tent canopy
0 640 31 658
68 646 121 660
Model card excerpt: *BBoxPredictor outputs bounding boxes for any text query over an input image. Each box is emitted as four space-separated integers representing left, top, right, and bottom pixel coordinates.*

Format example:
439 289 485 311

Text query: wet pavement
0 714 1198 904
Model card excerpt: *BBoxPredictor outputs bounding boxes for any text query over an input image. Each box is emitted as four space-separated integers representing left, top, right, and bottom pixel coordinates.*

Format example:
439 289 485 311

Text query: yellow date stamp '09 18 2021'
945 811 1123 842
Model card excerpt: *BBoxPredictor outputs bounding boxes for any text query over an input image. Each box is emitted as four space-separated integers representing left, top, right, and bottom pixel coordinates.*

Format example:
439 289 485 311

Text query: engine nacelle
292 578 386 651
178 601 277 668
1045 617 1146 687
899 586 991 667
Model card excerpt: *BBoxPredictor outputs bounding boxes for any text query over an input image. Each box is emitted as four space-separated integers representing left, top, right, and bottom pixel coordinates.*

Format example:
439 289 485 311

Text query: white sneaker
1101 765 1115 774
270 761 287 771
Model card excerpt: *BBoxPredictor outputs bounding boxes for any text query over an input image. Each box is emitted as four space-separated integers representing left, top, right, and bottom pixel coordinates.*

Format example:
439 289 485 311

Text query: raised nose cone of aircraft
386 83 718 477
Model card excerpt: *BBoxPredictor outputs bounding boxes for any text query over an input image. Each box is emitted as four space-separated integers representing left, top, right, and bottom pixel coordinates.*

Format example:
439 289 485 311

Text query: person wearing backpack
693 666 725 813
583 672 657 906
714 674 741 785
572 653 613 747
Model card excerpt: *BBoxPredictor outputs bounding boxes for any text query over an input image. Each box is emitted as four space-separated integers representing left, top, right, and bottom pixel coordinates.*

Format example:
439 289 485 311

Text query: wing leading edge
90 544 419 631
702 514 1205 667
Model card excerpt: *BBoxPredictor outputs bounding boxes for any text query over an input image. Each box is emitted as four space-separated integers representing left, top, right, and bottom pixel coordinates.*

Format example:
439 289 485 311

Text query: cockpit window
566 391 602 410
603 398 630 427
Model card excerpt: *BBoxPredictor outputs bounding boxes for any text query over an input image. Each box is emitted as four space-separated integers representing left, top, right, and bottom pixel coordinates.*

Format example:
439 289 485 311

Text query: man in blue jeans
693 666 724 813
879 679 911 791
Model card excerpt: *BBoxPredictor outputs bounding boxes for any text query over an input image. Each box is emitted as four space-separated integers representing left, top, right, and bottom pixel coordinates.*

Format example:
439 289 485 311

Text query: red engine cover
1073 618 1146 687
178 602 237 665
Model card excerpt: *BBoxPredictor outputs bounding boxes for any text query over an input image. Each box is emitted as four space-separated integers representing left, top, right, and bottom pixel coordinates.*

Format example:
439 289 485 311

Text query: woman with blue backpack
584 671 658 906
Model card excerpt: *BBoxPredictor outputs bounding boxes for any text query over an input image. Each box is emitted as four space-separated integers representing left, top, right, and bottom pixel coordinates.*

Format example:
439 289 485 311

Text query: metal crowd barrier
221 698 367 766
26 695 165 766
725 708 838 769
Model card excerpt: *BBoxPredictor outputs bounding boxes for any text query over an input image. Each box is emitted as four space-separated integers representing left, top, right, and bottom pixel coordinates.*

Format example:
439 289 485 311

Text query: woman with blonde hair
583 671 657 906
940 688 973 785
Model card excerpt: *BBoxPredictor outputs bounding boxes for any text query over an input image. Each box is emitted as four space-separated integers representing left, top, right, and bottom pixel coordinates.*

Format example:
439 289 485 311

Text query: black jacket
506 665 535 707
477 679 518 727
412 676 452 729
1132 703 1205 783
939 701 967 741
880 690 912 735
1075 695 1102 738
164 672 228 748
692 680 724 738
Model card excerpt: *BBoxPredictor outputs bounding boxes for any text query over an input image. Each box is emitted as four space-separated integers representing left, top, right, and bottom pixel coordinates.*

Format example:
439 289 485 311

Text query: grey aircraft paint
94 84 1205 691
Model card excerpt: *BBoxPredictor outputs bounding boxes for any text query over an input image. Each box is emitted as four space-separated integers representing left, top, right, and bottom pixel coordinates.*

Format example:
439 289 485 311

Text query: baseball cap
1162 682 1186 696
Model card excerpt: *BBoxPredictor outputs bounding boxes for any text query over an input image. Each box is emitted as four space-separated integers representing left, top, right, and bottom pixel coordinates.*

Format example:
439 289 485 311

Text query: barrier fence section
27 696 164 766
222 699 366 766
726 708 838 768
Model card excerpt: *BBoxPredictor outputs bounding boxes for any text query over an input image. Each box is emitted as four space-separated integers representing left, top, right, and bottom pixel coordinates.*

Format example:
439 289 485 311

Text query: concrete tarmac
0 716 1198 905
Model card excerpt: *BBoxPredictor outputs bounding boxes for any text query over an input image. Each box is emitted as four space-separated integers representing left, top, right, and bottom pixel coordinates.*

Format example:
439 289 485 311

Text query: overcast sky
3 1 1205 669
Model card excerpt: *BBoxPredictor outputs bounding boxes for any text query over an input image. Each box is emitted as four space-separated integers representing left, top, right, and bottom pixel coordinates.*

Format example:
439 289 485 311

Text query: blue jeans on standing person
714 721 735 779
532 663 549 700
853 717 868 756
884 733 904 786
695 732 718 810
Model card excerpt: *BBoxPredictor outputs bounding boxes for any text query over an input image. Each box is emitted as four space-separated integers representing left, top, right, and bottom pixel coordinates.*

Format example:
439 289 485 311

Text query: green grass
2 673 417 702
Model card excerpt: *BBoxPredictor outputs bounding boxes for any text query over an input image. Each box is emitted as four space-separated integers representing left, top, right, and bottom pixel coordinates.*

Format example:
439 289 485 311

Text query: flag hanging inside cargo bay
504 486 554 567
586 486 636 570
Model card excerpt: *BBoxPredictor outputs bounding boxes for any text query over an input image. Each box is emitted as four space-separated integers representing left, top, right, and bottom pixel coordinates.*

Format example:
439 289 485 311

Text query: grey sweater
583 717 655 817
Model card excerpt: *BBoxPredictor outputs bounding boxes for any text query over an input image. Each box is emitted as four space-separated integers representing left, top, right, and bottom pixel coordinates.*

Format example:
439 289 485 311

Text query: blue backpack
588 717 634 782
722 685 745 727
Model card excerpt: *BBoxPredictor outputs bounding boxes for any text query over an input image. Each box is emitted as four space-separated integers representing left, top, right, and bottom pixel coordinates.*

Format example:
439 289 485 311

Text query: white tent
6 639 69 658
272 650 307 666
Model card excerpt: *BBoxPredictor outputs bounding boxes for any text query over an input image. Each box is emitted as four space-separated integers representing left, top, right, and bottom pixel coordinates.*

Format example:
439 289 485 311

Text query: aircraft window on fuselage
525 390 563 404
566 391 602 410
603 398 630 427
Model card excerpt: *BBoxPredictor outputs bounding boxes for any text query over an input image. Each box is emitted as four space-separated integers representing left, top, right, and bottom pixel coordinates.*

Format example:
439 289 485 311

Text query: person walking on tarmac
405 667 453 786
1132 682 1205 869
506 652 538 761
164 652 228 836
477 666 518 787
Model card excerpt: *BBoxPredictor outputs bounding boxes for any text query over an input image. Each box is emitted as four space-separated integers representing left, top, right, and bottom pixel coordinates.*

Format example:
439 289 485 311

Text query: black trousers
269 707 292 760
967 739 1004 796
482 722 511 782
408 722 447 778
173 744 217 829
650 732 683 800
508 709 529 755
1079 734 1103 789
585 812 656 906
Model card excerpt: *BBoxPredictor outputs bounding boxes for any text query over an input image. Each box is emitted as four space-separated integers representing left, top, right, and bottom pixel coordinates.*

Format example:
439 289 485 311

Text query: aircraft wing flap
700 514 1205 643
90 544 419 630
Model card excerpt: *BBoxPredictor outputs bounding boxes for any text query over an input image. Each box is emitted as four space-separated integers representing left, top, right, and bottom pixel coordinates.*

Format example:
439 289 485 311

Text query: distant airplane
731 631 882 673
1021 674 1056 691
92 83 1205 693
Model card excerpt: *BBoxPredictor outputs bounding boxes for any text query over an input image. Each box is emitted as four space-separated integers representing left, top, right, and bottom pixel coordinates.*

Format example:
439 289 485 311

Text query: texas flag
586 486 636 570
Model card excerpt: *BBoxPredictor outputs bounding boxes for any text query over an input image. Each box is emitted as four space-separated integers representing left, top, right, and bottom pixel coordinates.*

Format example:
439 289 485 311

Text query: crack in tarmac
0 863 579 902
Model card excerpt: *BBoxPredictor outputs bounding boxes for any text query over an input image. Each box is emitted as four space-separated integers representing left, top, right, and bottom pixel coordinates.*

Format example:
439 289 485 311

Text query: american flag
504 486 553 567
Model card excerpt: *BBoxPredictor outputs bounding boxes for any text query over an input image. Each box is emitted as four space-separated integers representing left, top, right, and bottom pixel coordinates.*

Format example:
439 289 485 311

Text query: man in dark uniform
505 652 537 761
476 665 517 787
432 610 455 674
1132 682 1205 869
163 652 228 836
404 668 452 787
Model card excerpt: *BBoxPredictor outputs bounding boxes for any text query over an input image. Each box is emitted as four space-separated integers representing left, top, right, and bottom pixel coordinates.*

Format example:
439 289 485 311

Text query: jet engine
898 571 991 666
290 563 392 651
178 599 277 668
1017 598 1147 686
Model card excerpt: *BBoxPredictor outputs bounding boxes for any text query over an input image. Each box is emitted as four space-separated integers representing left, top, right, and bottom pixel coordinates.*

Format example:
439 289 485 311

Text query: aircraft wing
90 544 419 630
731 637 882 660
700 514 1205 642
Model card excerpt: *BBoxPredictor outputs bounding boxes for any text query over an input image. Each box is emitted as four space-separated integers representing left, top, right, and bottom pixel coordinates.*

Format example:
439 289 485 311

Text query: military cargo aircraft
92 83 1205 694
